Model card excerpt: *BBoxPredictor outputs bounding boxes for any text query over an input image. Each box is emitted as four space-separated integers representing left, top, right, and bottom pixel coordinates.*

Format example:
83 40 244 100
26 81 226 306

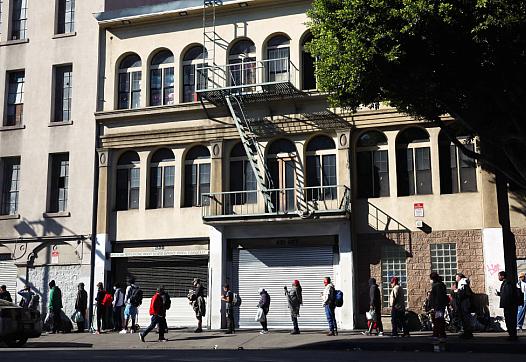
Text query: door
0 258 17 302
268 158 296 212
232 246 334 329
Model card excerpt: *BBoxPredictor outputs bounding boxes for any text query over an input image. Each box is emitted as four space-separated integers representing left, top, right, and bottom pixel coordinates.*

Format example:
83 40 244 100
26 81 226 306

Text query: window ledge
0 214 20 220
0 124 25 132
0 38 29 47
52 32 77 39
43 212 71 218
48 120 73 127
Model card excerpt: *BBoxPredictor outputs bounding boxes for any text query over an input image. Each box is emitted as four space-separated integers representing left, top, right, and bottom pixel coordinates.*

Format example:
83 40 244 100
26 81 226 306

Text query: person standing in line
455 273 473 339
121 279 141 334
74 282 88 333
48 280 63 334
191 278 206 333
363 278 383 336
0 285 13 302
139 287 168 342
496 271 519 341
429 272 448 341
112 282 125 332
18 285 34 308
257 288 271 334
221 284 235 334
285 280 302 335
94 282 107 334
517 272 526 332
321 276 337 336
389 276 409 337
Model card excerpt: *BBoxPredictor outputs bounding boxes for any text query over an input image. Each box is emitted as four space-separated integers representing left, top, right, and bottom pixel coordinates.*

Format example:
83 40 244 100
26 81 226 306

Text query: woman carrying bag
255 288 270 334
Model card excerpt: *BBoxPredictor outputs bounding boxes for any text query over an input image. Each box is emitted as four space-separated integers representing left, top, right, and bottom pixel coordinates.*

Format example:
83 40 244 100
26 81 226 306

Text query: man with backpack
321 277 337 336
121 279 142 334
161 287 171 334
257 288 271 334
221 284 235 334
139 286 168 342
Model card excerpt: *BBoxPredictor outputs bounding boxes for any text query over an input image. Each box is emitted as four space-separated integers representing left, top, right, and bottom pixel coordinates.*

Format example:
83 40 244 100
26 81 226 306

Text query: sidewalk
21 329 526 354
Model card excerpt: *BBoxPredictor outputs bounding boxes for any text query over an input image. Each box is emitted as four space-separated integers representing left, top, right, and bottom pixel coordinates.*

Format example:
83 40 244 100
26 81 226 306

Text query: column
336 129 351 203
336 221 355 330
208 226 226 330
94 149 111 288
210 141 223 216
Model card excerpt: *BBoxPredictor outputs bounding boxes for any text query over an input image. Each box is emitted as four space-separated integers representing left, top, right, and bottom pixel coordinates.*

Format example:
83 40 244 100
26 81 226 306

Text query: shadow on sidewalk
23 342 93 348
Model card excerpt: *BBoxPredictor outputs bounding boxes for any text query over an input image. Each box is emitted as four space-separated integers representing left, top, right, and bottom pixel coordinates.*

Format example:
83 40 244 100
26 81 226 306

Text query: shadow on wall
13 217 79 239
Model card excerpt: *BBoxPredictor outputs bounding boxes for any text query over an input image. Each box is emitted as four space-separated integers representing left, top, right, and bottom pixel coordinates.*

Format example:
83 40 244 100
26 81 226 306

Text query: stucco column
336 129 351 200
336 220 354 330
94 149 111 288
428 128 441 195
385 130 398 197
208 226 226 330
209 141 223 216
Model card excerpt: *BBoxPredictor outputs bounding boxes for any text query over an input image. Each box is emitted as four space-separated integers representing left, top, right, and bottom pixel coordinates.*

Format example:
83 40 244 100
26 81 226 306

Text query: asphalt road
0 350 521 362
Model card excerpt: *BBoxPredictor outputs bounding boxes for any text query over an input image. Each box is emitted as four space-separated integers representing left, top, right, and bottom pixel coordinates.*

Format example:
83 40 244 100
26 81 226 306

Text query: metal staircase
225 94 275 212
203 0 221 67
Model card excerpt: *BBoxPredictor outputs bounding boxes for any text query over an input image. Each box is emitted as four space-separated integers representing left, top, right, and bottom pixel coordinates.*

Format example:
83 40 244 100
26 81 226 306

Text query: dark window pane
396 149 413 196
459 144 477 192
199 163 211 206
374 150 390 197
149 166 162 209
357 151 373 198
163 166 175 207
322 154 337 200
150 69 162 106
244 161 257 204
415 147 432 195
129 168 140 209
184 164 197 207
116 169 129 210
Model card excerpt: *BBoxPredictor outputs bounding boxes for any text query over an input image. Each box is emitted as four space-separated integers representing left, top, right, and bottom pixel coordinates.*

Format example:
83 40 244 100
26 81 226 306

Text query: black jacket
258 291 271 314
368 279 381 311
0 290 12 303
429 281 448 310
499 280 518 309
75 289 88 311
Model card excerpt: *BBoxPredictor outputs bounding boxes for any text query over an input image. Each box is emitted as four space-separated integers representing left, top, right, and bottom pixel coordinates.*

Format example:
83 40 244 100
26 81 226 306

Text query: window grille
381 245 408 308
430 243 458 287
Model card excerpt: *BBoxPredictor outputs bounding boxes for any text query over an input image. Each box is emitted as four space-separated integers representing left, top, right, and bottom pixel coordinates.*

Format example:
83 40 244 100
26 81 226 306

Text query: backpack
334 290 344 307
102 292 113 307
130 287 143 307
163 293 171 310
232 292 242 307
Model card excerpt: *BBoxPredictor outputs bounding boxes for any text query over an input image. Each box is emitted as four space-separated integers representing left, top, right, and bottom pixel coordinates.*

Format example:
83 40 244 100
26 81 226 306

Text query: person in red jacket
139 287 167 342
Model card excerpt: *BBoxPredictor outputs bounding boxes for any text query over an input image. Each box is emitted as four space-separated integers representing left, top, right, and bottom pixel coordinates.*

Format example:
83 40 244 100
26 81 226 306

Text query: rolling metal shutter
0 258 18 301
233 246 334 329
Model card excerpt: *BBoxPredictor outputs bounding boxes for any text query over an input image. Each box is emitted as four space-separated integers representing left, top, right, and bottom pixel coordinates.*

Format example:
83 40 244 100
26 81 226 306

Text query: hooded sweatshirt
369 278 381 310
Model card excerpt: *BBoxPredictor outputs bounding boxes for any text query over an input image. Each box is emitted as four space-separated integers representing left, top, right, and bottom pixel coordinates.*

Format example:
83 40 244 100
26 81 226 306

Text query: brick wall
356 229 485 315
513 228 526 259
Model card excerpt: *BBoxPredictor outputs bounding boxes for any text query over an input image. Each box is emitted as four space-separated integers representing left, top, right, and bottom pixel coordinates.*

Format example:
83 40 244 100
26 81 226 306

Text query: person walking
221 284 235 334
74 282 88 333
190 278 206 333
321 276 337 336
285 280 302 335
389 276 409 337
257 288 271 334
363 278 383 336
0 285 13 302
496 271 519 341
112 282 125 332
139 287 168 342
455 273 473 339
17 285 34 308
48 280 63 334
429 272 448 341
517 272 526 332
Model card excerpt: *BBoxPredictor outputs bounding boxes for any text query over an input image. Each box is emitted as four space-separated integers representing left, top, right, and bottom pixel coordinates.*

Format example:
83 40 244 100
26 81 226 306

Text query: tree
307 0 526 277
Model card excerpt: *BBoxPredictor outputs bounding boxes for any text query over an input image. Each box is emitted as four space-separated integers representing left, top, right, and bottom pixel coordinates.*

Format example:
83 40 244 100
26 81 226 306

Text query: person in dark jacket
257 288 271 334
285 280 302 335
455 273 473 339
496 271 519 341
429 272 448 340
191 278 206 333
94 282 107 334
364 278 383 336
48 280 63 334
0 285 13 302
139 286 167 342
74 282 88 333
17 285 34 308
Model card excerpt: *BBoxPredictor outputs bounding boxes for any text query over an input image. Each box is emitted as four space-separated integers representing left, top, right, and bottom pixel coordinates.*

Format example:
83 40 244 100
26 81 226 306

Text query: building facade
0 0 104 318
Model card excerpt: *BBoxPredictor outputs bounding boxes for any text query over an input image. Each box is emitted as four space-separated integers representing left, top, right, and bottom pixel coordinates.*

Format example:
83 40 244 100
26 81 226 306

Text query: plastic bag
71 310 84 323
366 308 377 322
254 307 266 322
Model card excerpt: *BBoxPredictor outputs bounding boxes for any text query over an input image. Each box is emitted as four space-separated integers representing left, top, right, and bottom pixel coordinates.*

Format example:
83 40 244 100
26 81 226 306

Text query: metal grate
381 245 408 308
430 243 457 287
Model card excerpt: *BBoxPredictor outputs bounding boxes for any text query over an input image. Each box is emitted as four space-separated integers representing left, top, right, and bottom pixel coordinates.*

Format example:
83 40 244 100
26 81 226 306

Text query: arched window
306 135 337 200
149 148 175 209
116 151 140 210
228 39 256 87
118 54 142 109
267 138 297 211
301 32 316 90
439 131 477 194
184 146 211 207
149 50 174 106
356 131 390 198
266 35 290 82
396 127 432 196
230 143 257 205
182 45 208 103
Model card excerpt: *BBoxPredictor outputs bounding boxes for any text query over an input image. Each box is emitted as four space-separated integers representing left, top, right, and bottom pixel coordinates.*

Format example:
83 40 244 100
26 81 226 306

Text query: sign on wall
414 203 424 217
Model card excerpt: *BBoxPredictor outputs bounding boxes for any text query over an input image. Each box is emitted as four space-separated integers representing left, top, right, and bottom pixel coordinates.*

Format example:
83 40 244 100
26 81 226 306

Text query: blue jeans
325 305 336 332
517 301 526 329
141 315 166 340
391 308 408 336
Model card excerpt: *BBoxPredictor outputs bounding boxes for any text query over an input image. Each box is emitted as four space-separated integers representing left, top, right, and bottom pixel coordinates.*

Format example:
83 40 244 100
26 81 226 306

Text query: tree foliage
307 0 526 187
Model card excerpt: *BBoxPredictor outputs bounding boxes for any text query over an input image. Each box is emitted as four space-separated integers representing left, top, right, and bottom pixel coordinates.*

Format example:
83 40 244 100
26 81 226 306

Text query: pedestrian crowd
1 269 524 342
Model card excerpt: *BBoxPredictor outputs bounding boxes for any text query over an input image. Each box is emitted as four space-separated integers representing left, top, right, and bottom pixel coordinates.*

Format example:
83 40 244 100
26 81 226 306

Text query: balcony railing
196 58 298 94
201 185 350 221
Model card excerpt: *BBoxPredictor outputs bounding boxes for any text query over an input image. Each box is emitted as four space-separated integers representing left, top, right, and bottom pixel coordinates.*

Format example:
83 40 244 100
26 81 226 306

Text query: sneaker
194 328 203 333
158 338 168 342
260 330 269 335
327 331 335 336
378 332 384 336
361 331 371 336
119 330 127 334
139 333 145 343
290 330 300 335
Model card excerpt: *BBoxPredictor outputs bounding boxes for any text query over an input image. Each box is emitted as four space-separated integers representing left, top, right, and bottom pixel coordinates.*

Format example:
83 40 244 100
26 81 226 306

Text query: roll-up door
0 257 17 301
114 255 208 328
233 246 334 329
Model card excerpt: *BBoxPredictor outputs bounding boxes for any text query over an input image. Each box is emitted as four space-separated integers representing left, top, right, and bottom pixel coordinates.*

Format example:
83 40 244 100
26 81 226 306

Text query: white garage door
233 246 334 329
0 259 17 301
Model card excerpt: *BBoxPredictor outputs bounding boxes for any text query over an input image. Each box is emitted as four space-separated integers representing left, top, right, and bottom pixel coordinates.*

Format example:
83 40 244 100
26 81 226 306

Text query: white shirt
517 280 526 300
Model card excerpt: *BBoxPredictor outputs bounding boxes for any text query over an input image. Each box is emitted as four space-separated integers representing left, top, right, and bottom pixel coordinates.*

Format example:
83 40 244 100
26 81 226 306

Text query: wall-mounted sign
414 203 424 217
109 250 209 258
51 251 59 264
